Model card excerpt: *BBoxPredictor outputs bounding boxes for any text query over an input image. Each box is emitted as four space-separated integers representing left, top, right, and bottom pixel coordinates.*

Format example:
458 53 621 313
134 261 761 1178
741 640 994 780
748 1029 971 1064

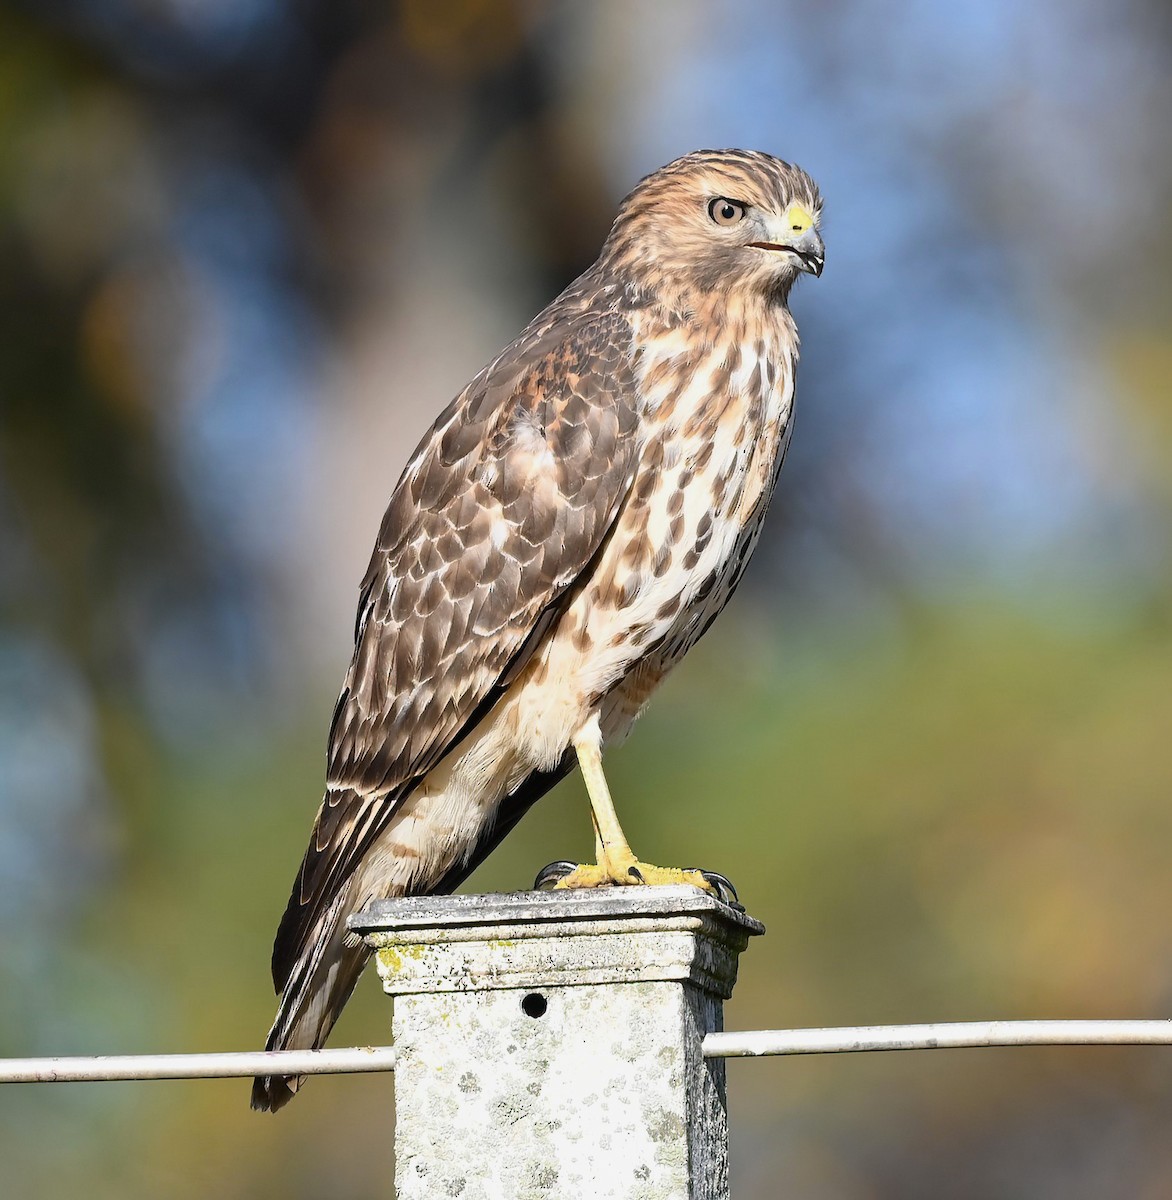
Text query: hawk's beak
786 225 825 274
788 227 824 276
748 203 824 276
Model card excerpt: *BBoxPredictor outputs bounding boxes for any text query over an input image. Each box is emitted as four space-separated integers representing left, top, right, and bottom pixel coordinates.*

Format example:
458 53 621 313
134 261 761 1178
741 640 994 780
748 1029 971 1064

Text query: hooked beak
790 226 825 276
747 204 824 276
747 226 825 276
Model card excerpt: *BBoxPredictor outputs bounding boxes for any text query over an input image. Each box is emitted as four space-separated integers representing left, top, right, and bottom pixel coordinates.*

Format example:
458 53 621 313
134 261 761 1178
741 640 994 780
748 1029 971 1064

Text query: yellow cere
783 203 814 234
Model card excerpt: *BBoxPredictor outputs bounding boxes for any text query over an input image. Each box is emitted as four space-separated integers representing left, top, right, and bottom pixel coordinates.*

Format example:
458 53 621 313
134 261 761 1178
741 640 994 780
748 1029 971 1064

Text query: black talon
627 865 645 883
684 869 744 911
534 861 578 890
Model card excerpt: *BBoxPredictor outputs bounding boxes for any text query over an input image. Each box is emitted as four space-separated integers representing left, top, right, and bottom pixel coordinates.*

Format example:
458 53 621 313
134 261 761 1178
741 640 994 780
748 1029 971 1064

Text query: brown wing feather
272 299 640 988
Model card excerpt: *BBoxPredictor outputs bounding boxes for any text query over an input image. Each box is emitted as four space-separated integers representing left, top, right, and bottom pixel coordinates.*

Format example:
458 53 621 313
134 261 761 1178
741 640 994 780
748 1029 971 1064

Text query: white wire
5 1020 1171 1083
0 1046 396 1083
703 1020 1172 1058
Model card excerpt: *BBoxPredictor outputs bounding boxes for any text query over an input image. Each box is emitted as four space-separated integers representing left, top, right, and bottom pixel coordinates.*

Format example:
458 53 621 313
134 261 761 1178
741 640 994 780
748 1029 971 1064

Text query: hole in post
521 992 547 1019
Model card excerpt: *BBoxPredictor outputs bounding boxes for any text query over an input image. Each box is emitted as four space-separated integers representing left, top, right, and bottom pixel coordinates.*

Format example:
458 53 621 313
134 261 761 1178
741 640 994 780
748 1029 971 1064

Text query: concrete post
351 885 764 1200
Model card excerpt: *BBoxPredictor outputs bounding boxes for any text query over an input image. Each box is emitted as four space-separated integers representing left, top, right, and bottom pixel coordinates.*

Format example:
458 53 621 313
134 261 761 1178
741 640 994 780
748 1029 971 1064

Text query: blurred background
2 0 1171 1195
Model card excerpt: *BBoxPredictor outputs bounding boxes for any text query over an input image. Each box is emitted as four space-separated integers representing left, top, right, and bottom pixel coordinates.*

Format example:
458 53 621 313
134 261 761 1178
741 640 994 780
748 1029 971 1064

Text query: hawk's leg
552 720 715 894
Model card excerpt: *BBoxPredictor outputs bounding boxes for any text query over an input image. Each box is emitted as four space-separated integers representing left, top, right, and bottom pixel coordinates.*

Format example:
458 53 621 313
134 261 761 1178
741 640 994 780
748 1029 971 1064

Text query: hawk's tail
251 761 576 1112
250 891 369 1113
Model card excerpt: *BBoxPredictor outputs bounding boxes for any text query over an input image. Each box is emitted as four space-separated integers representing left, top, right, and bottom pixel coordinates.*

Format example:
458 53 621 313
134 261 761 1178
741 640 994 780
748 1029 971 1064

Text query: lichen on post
351 885 764 1200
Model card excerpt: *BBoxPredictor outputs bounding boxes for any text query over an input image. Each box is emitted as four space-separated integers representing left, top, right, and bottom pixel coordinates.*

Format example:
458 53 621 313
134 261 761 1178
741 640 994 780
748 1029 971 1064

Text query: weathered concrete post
351 885 764 1200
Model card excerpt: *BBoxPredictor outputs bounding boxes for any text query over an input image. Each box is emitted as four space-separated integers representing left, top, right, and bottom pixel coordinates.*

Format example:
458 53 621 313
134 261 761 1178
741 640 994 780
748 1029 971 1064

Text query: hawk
253 149 823 1111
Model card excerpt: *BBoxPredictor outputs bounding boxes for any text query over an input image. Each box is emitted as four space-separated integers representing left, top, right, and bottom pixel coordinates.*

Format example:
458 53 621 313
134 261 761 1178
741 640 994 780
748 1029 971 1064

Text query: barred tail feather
250 892 368 1113
251 760 573 1112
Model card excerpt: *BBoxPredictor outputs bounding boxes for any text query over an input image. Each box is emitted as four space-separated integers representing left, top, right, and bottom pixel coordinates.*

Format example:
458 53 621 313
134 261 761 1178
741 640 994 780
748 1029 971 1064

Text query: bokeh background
2 0 1172 1195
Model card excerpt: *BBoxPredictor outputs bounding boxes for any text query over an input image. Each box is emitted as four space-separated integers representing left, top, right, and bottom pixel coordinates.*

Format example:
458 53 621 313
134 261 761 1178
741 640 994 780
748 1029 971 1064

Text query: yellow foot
551 847 716 895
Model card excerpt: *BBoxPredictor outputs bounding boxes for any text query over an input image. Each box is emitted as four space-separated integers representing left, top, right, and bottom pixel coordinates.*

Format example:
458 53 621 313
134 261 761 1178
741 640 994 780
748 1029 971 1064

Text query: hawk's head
601 149 823 301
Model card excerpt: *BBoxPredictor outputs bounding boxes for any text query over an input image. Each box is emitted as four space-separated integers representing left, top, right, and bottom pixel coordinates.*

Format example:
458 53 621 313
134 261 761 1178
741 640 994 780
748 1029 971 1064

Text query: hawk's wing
272 304 640 988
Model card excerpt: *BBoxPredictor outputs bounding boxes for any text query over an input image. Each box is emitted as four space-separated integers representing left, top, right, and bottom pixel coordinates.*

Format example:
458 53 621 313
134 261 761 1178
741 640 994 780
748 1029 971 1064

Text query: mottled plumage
253 149 823 1110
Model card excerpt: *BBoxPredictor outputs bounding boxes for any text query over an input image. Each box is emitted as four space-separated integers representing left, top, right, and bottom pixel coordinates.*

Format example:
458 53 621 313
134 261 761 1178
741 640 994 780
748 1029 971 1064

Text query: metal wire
0 1046 396 1084
702 1020 1172 1058
4 1020 1171 1083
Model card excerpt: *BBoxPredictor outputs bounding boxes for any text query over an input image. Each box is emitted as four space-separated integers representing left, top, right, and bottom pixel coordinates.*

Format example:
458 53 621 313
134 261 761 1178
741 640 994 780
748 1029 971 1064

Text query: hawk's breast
511 307 798 763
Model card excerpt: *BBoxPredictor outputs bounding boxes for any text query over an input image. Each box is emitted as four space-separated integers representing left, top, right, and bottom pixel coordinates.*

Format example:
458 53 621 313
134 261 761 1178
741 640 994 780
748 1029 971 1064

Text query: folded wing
271 305 641 990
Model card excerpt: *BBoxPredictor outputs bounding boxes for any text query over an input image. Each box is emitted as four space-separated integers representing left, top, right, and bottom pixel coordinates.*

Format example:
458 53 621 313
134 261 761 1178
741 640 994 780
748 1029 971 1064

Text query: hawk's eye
707 198 746 226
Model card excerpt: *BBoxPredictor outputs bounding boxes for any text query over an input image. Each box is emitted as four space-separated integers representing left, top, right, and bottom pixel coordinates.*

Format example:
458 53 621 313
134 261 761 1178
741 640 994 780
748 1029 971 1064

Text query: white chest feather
511 312 798 765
